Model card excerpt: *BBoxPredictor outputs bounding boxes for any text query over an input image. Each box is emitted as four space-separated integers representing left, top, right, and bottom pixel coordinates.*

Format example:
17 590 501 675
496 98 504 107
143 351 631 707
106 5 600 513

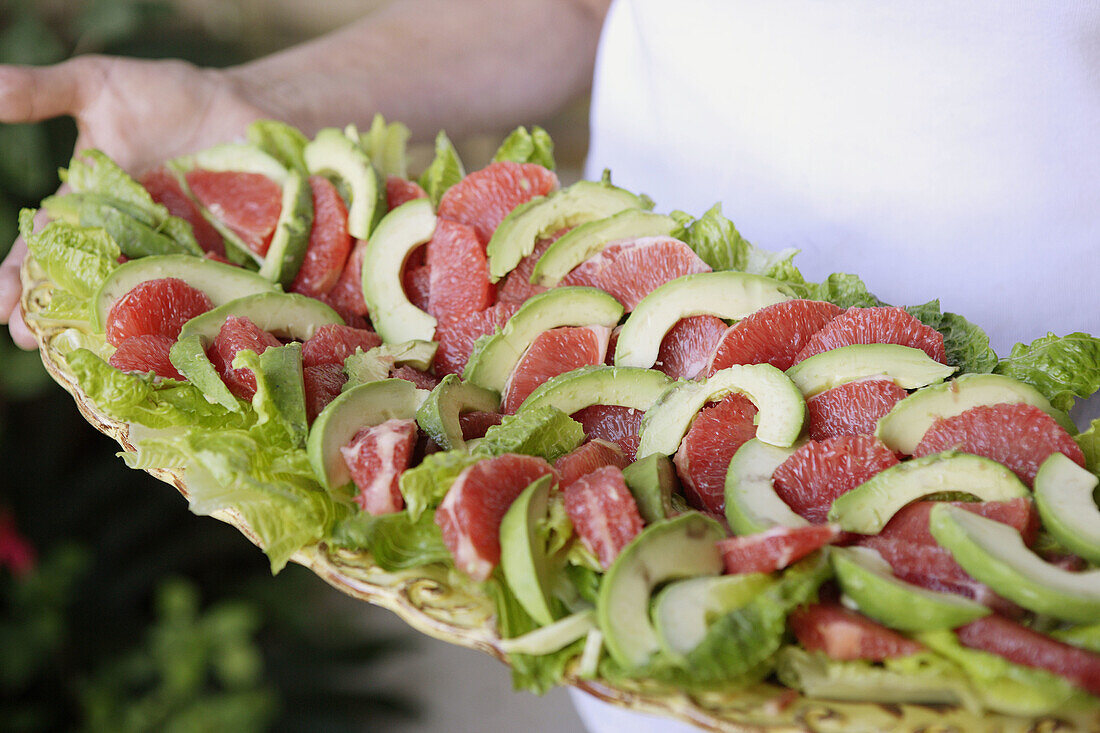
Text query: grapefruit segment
496 234 559 305
554 439 629 487
438 161 559 244
707 300 843 374
106 278 213 347
673 393 758 515
185 169 282 256
301 323 382 368
304 363 348 423
563 465 645 569
771 435 900 524
718 525 840 575
434 301 520 376
390 365 440 390
403 264 432 314
108 334 184 380
319 239 370 321
141 167 225 256
386 176 427 210
789 603 924 661
427 219 494 321
435 453 557 581
655 315 728 380
572 405 644 462
290 176 352 297
807 378 908 441
459 410 504 441
501 325 611 414
912 403 1085 487
340 418 418 514
559 237 711 312
206 315 282 401
793 306 947 364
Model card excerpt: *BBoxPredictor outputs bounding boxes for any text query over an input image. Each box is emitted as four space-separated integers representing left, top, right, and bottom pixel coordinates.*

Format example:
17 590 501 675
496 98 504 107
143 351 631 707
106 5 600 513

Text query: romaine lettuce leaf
797 272 886 308
492 126 555 169
21 209 118 300
247 120 309 175
1075 419 1100 475
398 450 481 521
474 406 584 463
993 332 1100 411
43 192 192 258
359 114 411 179
905 300 998 374
328 509 450 570
32 288 90 328
418 131 464 207
673 203 754 273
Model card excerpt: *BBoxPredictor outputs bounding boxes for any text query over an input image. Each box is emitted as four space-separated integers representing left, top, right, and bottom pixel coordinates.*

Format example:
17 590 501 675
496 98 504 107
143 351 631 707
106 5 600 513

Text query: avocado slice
929 503 1100 623
1033 452 1100 565
92 254 278 331
304 127 385 239
597 512 725 668
529 209 678 287
875 373 1075 455
638 364 805 458
621 453 678 523
257 169 314 286
486 179 648 282
231 342 309 448
499 474 560 626
463 287 624 393
785 344 957 398
828 451 1030 534
614 272 791 370
306 378 428 492
361 198 437 343
831 546 990 631
724 438 808 535
516 366 672 415
416 374 501 451
651 573 773 659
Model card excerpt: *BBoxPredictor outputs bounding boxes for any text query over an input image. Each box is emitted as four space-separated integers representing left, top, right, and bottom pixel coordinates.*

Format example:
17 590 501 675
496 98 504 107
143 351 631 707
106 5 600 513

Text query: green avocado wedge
621 453 679 523
92 254 278 331
361 198 438 343
256 169 314 286
306 378 428 492
416 374 501 451
638 364 805 458
929 504 1100 623
516 366 672 415
530 209 678 287
597 512 725 669
499 474 560 626
651 573 773 660
304 126 385 239
875 373 1075 455
486 178 648 282
831 546 990 631
614 272 791 370
1033 452 1100 565
724 438 808 535
828 452 1029 534
785 344 957 398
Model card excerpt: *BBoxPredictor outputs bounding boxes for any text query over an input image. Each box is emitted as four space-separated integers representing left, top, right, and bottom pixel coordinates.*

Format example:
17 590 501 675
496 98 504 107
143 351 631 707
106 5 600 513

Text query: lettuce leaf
42 192 193 258
418 131 464 207
32 288 90 327
905 300 998 374
359 114 411 179
398 450 481 521
796 272 886 308
1075 419 1100 475
993 333 1100 411
328 509 450 571
232 344 308 449
492 126 555 169
21 209 118 300
246 120 309 175
474 406 584 463
673 204 754 273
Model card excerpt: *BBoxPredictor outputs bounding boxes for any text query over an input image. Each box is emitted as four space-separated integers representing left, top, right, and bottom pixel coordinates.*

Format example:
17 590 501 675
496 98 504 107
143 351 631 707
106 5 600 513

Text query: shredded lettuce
398 450 481 521
359 114 412 179
474 407 584 463
418 131 464 207
246 120 309 175
993 332 1100 411
905 300 999 374
21 209 118 300
492 126 555 170
328 510 450 571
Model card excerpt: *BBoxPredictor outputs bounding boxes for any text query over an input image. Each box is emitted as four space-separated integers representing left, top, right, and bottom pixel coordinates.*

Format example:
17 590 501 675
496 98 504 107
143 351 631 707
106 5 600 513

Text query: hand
0 55 267 348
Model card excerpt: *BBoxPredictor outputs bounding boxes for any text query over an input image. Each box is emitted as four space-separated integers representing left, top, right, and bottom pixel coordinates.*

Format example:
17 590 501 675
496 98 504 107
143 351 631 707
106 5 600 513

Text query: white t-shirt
587 0 1100 358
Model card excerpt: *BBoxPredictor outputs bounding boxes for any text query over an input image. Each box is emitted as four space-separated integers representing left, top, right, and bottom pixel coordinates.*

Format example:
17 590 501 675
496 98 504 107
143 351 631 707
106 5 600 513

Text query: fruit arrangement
17 118 1100 731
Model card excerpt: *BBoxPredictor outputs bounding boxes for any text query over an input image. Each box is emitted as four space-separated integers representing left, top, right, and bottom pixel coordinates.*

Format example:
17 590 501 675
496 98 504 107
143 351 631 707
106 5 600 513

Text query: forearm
225 0 610 140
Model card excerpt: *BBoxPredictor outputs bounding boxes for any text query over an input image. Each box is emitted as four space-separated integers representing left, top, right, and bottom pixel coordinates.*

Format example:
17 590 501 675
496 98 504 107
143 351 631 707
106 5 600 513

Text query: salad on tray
16 118 1100 731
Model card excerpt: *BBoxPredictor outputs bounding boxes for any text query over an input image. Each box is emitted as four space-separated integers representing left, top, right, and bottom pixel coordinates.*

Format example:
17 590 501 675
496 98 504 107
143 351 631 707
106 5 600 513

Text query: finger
0 57 98 123
8 307 37 350
0 236 28 325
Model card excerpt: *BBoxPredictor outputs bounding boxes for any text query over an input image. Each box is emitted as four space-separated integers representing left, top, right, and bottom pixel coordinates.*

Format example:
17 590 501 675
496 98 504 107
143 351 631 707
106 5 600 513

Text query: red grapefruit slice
673 393 759 515
554 439 629 487
386 176 427 210
437 161 559 244
435 453 557 581
340 418 419 514
304 363 347 424
806 378 908 441
206 315 282 401
434 301 520 375
501 325 611 414
391 365 439 390
790 603 924 661
109 334 184 380
655 315 728 380
141 167 225 256
707 299 843 374
572 405 644 462
912 403 1085 487
496 235 556 305
427 219 494 321
301 323 382 368
319 239 370 322
458 411 504 441
185 170 282 256
793 306 947 364
563 465 645 569
559 237 711 312
403 264 432 314
106 278 213 347
717 525 840 575
290 176 352 297
772 435 900 524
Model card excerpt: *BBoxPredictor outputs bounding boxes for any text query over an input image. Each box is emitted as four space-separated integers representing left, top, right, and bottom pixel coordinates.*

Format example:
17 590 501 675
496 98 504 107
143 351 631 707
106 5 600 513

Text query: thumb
0 57 100 124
